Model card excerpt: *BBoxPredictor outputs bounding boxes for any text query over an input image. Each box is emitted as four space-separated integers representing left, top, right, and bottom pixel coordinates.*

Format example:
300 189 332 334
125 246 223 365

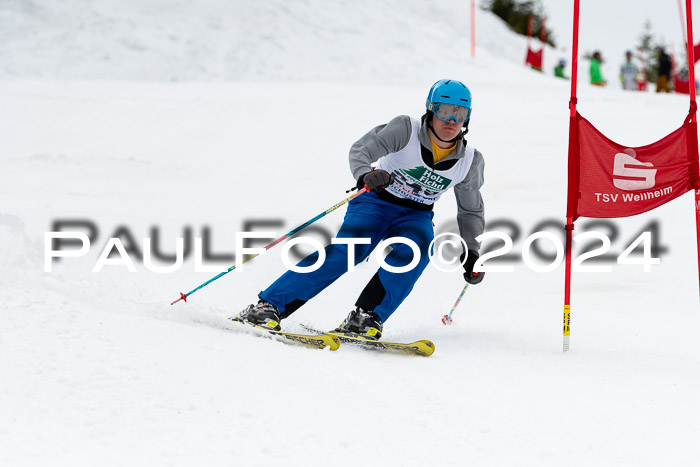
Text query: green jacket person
590 51 606 86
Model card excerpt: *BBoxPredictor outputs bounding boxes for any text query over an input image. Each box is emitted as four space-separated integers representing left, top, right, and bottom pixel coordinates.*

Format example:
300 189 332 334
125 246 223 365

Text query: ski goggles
432 103 471 123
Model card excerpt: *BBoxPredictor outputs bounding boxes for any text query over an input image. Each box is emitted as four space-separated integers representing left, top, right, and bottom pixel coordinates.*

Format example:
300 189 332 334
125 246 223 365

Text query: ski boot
335 307 383 340
237 300 282 331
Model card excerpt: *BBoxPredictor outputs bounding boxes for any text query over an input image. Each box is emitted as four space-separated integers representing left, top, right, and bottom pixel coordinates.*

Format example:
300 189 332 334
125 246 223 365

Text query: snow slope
0 0 557 82
1 1 699 466
2 0 698 84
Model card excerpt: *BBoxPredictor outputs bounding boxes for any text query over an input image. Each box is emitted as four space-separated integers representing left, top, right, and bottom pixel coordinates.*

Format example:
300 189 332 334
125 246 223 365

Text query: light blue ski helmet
426 79 472 116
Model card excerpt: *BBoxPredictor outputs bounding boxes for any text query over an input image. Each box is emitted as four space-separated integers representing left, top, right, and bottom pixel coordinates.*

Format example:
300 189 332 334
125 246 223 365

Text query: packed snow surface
1 1 699 466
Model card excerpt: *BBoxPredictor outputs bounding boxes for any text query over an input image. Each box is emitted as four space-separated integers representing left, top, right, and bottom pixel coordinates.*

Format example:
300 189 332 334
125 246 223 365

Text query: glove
358 169 394 193
461 250 485 285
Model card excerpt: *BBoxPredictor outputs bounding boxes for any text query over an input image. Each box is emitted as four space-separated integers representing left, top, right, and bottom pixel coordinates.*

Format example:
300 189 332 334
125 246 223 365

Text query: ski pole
441 283 469 325
170 188 367 305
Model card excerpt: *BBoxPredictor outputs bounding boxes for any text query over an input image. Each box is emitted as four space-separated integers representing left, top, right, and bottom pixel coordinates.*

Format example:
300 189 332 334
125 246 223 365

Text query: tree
481 0 556 47
639 19 659 83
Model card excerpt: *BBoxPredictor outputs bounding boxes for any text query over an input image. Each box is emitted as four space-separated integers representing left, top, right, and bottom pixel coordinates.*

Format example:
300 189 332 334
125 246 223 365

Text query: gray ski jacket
349 114 485 253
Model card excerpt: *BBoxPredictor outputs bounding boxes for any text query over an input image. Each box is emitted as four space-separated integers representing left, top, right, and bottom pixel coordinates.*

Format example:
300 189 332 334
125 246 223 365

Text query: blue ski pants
259 192 434 322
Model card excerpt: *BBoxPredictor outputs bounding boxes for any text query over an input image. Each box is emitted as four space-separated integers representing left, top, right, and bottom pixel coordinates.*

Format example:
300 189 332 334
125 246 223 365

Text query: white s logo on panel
612 149 657 190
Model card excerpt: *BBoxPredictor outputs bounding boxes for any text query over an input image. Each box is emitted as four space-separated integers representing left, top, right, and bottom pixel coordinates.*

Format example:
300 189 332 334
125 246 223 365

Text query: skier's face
431 115 462 142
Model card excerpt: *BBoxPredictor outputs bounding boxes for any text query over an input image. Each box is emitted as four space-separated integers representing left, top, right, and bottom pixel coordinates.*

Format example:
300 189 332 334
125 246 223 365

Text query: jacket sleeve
349 115 412 182
453 149 485 253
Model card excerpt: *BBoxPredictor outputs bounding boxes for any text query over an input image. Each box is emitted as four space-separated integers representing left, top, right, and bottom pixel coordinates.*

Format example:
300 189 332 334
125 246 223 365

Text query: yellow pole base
563 304 571 352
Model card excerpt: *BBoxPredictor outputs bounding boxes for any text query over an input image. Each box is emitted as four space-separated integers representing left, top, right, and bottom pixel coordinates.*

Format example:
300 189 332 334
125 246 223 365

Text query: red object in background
525 14 545 70
470 0 475 58
525 48 543 69
567 112 699 220
636 46 648 91
675 76 690 94
671 49 693 94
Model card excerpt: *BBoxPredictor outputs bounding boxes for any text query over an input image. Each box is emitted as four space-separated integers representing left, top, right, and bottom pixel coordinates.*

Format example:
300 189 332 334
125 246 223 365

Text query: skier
619 50 639 90
238 79 486 339
590 51 606 86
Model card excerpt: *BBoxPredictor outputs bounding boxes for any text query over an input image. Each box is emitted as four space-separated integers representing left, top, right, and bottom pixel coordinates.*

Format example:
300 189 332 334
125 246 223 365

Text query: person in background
590 51 606 86
655 46 672 93
619 50 639 90
554 59 568 79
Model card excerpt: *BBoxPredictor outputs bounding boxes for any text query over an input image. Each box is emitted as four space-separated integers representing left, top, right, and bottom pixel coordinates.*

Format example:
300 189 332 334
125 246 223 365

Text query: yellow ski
230 317 340 351
331 331 435 357
299 324 434 357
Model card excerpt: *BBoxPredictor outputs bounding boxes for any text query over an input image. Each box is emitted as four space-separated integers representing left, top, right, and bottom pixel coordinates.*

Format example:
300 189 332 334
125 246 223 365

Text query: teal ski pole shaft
442 283 469 325
170 188 367 305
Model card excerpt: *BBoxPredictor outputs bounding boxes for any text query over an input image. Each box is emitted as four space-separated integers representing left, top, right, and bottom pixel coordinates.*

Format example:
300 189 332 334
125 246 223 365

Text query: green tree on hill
482 0 556 48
